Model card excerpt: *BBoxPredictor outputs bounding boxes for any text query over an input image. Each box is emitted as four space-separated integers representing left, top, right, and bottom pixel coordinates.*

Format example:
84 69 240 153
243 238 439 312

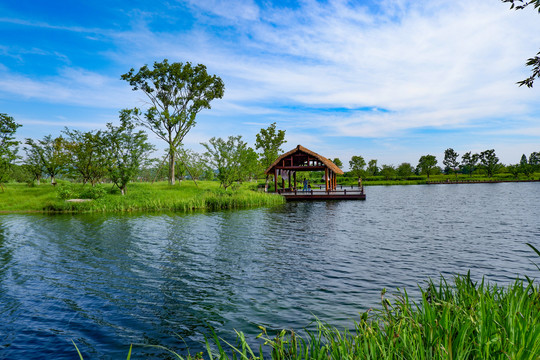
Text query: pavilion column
274 168 278 192
294 171 297 190
288 171 291 190
325 168 329 192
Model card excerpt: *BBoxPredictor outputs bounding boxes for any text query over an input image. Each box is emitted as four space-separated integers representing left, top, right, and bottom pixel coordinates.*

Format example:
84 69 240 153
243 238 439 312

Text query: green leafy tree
503 0 540 87
103 113 154 195
507 164 521 179
255 122 286 187
0 114 21 188
332 158 343 169
461 152 480 177
380 164 396 180
121 59 225 185
202 135 251 189
443 148 460 179
25 135 67 185
23 143 44 184
367 159 379 176
396 162 414 179
520 154 529 166
349 155 366 178
529 151 540 166
478 149 500 177
417 155 438 180
63 128 108 186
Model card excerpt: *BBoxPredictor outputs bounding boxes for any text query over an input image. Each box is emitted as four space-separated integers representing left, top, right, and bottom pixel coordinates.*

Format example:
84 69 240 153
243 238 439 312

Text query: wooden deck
277 186 366 201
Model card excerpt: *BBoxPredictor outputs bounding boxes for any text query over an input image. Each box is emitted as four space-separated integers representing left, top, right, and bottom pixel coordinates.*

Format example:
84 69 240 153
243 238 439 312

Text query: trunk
169 145 175 185
121 187 125 196
51 175 56 185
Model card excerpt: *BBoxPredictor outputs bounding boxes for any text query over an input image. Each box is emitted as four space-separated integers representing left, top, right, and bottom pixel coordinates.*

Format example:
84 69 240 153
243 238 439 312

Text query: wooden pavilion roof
264 145 344 175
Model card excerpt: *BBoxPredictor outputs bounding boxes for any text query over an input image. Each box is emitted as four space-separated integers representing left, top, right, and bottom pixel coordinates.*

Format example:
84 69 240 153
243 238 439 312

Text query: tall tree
443 148 460 179
202 135 251 190
349 155 366 178
0 114 21 189
461 152 479 177
25 135 67 185
63 128 108 186
23 144 44 185
103 113 154 195
417 155 438 180
502 0 540 87
367 159 379 176
121 59 224 185
520 154 529 166
255 122 286 186
479 149 500 177
332 158 343 169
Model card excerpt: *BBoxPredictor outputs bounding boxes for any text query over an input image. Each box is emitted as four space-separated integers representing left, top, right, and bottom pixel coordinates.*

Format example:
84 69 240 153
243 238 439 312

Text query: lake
1 183 539 359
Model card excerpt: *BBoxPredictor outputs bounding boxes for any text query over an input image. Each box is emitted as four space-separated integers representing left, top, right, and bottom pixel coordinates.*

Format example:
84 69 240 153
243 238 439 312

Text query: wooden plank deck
277 186 366 200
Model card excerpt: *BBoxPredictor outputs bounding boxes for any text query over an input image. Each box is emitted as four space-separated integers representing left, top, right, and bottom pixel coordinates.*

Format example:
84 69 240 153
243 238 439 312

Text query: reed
189 273 540 360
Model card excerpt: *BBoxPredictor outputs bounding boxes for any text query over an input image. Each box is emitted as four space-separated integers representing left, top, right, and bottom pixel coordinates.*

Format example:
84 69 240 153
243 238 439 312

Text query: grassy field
0 181 284 213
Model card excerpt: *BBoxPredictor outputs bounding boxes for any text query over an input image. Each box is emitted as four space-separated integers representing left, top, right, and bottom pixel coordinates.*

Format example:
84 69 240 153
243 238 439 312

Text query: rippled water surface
1 183 539 358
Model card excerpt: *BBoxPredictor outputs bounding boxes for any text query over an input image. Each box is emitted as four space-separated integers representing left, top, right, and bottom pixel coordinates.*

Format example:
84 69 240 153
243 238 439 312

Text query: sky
1 0 539 169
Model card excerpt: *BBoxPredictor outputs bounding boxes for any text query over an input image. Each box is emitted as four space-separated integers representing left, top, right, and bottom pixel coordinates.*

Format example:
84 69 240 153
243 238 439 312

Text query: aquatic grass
171 273 540 360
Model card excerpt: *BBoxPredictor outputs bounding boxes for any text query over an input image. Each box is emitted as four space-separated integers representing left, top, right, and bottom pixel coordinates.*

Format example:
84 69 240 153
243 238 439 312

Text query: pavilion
264 145 365 200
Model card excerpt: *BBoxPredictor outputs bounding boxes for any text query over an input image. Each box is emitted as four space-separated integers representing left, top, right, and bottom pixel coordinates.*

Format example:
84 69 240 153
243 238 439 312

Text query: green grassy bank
0 181 284 213
333 172 540 187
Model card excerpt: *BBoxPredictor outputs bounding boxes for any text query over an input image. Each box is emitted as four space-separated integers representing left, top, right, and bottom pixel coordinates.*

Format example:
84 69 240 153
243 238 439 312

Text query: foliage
25 135 68 185
366 159 379 176
396 162 414 178
255 122 286 172
349 155 366 178
443 148 460 179
461 151 479 177
0 113 21 187
121 59 225 185
103 113 154 195
63 128 108 185
379 164 396 180
202 136 253 190
502 0 540 87
479 149 500 177
417 154 438 179
331 158 342 169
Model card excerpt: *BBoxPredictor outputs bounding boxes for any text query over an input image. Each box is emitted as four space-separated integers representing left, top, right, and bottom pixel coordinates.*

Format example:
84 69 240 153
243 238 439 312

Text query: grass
334 172 540 186
170 273 540 360
0 180 284 213
86 272 539 359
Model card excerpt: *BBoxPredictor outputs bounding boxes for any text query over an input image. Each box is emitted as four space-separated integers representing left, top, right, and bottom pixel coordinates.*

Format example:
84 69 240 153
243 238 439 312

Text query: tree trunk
169 145 175 185
51 175 56 185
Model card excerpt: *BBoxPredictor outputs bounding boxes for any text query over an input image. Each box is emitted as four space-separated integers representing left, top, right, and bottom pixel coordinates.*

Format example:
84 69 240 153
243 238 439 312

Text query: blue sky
1 0 539 169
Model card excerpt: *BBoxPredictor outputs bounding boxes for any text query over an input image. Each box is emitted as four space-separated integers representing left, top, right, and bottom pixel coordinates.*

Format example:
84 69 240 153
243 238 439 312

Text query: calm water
1 183 539 359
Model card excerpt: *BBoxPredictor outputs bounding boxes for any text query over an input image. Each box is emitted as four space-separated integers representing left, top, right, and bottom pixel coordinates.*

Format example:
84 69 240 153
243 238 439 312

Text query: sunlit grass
0 181 284 213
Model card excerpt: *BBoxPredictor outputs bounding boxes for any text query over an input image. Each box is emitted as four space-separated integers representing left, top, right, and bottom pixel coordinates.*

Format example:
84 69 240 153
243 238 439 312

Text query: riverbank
333 173 540 186
0 181 284 213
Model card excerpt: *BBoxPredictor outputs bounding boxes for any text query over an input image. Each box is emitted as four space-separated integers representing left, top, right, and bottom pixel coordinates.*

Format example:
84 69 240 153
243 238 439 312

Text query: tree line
341 148 540 181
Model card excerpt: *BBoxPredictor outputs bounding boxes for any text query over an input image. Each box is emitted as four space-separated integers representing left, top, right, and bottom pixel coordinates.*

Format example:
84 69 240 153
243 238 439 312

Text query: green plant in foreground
72 272 540 359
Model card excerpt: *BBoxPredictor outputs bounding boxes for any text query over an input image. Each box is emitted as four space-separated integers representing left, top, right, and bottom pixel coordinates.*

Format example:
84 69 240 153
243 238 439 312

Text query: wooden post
325 168 329 192
274 168 278 193
288 170 291 190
